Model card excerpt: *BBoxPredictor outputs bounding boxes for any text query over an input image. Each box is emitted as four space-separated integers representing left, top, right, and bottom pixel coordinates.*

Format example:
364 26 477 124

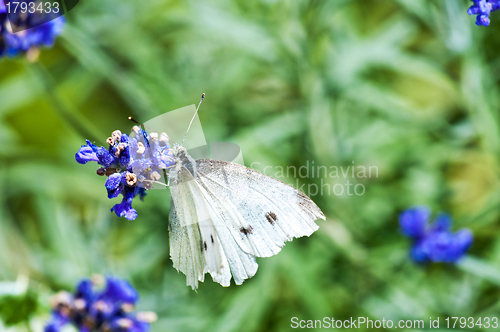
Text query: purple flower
0 0 65 58
44 276 156 332
75 128 174 220
99 276 139 305
399 207 473 263
467 0 500 26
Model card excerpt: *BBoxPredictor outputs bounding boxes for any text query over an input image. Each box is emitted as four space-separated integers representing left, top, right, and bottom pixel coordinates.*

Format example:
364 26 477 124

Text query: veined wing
193 159 325 258
169 165 258 289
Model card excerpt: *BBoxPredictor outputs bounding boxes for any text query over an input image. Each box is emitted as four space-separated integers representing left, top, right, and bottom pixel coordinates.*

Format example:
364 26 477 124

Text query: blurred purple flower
99 277 139 304
44 276 156 332
399 207 473 263
467 0 500 26
0 0 65 58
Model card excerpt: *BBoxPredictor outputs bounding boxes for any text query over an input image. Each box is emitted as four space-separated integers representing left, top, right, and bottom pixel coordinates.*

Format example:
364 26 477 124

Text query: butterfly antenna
128 116 151 131
181 93 205 146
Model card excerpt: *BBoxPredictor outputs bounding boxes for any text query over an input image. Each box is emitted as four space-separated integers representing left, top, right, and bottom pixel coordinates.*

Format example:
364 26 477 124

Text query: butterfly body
168 144 325 289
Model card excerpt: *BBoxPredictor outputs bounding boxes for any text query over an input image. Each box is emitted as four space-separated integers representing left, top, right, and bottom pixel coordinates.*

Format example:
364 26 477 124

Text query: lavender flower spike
75 128 174 220
399 207 473 263
467 0 500 26
44 275 157 332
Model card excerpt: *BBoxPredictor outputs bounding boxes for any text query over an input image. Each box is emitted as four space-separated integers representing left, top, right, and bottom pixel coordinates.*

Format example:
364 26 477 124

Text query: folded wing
169 166 258 289
168 160 325 289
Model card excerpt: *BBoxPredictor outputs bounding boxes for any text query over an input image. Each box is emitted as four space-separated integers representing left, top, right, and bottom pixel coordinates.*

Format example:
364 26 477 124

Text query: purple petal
448 229 473 262
100 276 139 304
111 196 138 220
97 147 115 168
76 140 99 164
106 173 123 199
118 145 131 166
129 138 138 159
130 159 153 175
476 14 491 26
399 206 430 238
121 133 130 143
431 213 452 232
468 5 480 15
425 231 455 262
479 1 493 14
75 279 95 303
410 240 429 262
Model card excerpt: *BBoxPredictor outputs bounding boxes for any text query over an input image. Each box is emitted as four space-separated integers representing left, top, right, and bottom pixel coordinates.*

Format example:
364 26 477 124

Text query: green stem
457 256 500 287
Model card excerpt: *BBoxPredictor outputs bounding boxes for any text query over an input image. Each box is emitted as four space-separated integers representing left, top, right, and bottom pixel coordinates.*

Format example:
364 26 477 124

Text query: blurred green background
2 0 500 331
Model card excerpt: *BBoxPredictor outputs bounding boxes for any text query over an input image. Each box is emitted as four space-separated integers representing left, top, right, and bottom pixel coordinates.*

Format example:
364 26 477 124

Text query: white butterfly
149 95 325 289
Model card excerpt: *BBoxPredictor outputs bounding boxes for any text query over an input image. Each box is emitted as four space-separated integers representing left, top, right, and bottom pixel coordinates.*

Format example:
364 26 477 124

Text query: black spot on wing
211 235 214 243
239 226 253 236
200 240 208 252
266 212 277 225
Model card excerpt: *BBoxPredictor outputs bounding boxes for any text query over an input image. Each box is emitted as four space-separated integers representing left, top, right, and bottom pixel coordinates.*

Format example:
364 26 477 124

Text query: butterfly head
171 144 194 165
170 144 197 176
171 144 187 158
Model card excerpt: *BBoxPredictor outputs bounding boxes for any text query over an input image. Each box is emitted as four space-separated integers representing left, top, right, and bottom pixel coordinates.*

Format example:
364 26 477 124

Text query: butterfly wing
169 158 324 289
169 165 258 289
193 159 325 258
